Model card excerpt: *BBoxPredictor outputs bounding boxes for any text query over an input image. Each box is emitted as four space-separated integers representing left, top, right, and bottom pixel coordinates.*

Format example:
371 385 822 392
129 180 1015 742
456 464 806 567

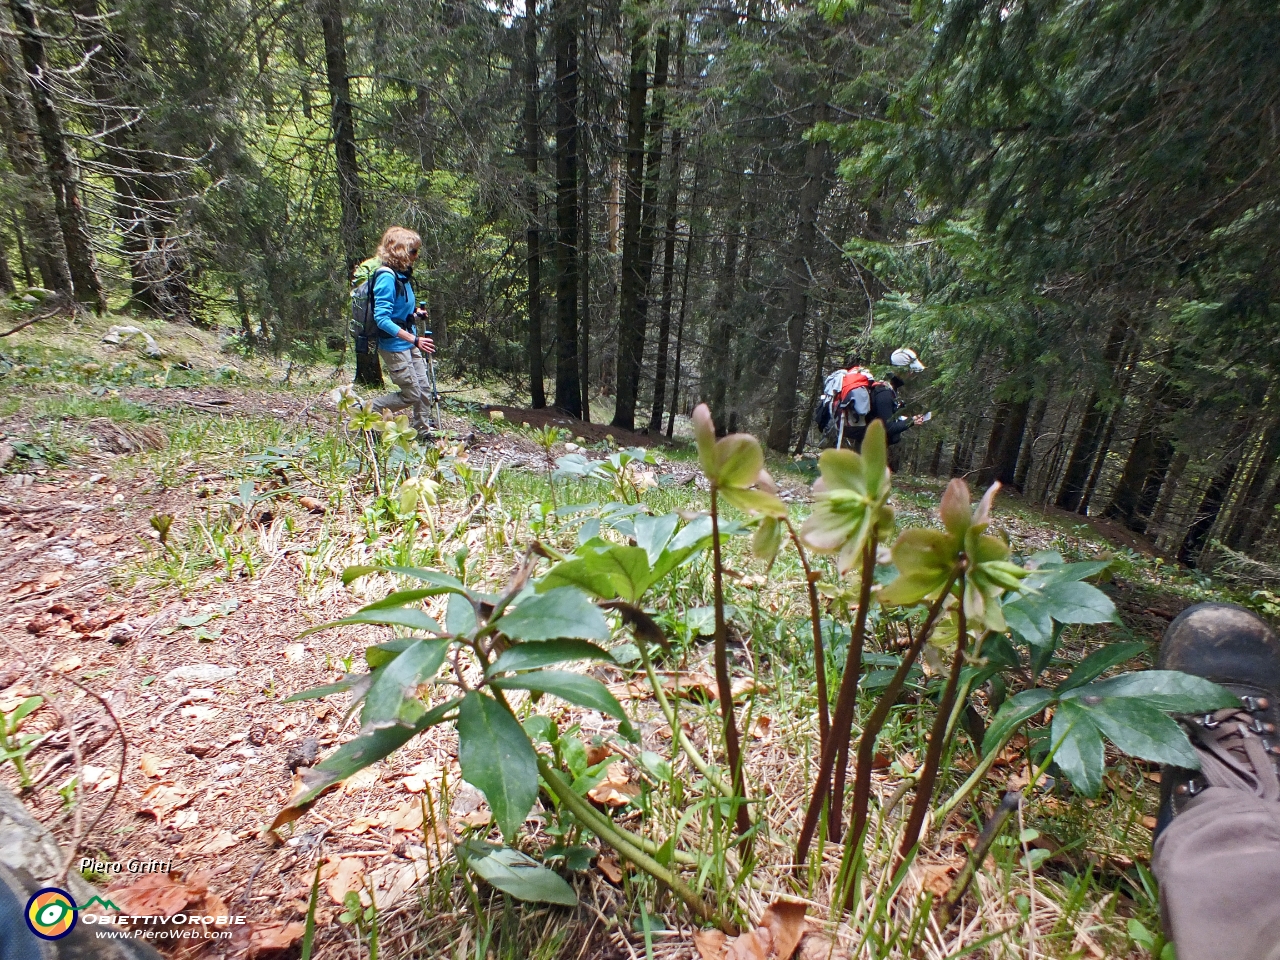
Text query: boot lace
1184 703 1280 801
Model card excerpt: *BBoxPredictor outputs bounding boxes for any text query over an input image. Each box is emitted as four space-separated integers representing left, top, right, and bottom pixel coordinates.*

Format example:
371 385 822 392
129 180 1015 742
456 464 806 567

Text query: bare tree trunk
9 212 32 286
665 172 699 438
1014 396 1048 492
8 0 103 311
1056 322 1127 511
648 107 683 432
318 0 377 386
613 24 668 430
1225 417 1280 550
792 313 829 455
579 125 591 421
613 23 647 424
1179 425 1249 568
0 227 13 292
524 0 545 408
0 26 70 296
708 212 740 435
767 100 830 452
551 0 580 416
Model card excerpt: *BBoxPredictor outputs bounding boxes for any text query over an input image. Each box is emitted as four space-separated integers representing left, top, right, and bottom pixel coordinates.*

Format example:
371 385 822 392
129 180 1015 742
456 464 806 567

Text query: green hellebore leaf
814 448 868 496
458 840 577 906
714 434 766 489
752 516 783 565
1056 641 1148 693
1081 698 1200 769
939 478 972 540
457 691 539 843
1038 581 1119 626
489 670 634 736
692 404 717 475
495 587 611 641
1050 699 1106 797
720 485 788 518
1065 670 1238 712
859 418 890 499
360 639 449 732
486 639 616 677
984 687 1056 753
447 592 478 636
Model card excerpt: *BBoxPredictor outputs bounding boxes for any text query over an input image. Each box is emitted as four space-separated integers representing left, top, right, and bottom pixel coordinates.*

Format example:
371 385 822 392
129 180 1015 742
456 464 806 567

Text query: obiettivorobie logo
24 888 121 941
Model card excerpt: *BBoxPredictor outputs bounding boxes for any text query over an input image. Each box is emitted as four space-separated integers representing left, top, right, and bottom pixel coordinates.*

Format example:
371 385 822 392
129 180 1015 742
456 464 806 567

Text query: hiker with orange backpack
816 348 928 451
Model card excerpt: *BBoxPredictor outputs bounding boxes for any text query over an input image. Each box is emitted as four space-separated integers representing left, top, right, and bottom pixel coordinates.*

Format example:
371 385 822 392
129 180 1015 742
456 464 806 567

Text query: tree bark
1014 397 1048 491
318 0 378 386
551 0 580 416
707 212 740 435
523 0 545 408
8 0 103 312
792 313 829 455
1178 433 1247 568
579 118 591 421
0 227 13 292
647 41 684 435
1224 418 1280 551
1056 323 1127 511
767 100 831 452
665 169 699 438
613 24 668 431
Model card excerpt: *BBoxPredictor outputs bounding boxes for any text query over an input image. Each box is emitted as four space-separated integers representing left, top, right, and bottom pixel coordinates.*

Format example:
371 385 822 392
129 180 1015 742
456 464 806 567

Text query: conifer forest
1 0 1278 957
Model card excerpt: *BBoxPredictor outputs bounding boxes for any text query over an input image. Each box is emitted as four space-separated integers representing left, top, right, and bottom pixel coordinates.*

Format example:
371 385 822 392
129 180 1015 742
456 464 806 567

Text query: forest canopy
1 0 1277 567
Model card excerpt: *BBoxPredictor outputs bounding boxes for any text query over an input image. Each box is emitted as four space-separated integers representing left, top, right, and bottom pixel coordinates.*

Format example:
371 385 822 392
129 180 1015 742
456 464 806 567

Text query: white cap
890 347 925 373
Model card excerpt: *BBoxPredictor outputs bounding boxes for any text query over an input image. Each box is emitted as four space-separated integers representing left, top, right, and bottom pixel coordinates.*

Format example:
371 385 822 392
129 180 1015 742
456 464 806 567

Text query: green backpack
348 258 407 354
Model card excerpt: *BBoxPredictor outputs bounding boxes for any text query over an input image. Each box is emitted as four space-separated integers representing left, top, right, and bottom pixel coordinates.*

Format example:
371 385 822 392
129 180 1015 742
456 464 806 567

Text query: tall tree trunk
10 212 33 286
1014 396 1048 491
613 24 647 425
319 0 377 386
613 24 668 430
707 212 740 435
665 171 699 438
648 75 683 434
792 313 829 455
1225 418 1280 551
8 0 102 311
0 25 70 296
767 100 831 452
551 0 580 415
579 101 591 420
986 397 1031 487
0 227 13 292
1056 323 1127 511
1105 374 1178 533
1178 430 1249 568
523 0 545 408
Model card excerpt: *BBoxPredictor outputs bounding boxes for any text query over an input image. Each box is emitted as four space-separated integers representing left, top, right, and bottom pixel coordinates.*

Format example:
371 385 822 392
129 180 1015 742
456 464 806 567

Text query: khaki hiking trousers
371 348 433 433
1154 786 1280 960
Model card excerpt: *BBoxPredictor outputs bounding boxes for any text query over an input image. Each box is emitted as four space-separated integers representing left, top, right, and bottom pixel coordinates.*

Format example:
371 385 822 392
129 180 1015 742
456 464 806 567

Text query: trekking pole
423 331 442 428
835 410 846 450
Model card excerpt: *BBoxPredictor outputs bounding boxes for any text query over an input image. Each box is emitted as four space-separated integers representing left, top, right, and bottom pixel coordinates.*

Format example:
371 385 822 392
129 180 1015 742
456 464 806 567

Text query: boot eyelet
1243 696 1271 712
1251 719 1276 735
1200 714 1221 729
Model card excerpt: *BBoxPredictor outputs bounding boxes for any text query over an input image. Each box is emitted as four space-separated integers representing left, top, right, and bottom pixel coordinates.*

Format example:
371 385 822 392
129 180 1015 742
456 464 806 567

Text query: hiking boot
1155 602 1280 835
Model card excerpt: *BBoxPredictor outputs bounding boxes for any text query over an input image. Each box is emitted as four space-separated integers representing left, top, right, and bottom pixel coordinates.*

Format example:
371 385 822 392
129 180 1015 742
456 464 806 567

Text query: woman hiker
368 226 436 439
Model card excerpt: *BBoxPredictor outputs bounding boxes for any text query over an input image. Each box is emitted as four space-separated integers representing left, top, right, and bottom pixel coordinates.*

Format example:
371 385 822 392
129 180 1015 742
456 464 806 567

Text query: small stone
185 742 219 758
285 737 319 773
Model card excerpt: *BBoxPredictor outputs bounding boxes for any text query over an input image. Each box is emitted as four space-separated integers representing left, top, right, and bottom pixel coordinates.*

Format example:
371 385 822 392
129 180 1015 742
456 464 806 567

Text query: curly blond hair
376 226 421 271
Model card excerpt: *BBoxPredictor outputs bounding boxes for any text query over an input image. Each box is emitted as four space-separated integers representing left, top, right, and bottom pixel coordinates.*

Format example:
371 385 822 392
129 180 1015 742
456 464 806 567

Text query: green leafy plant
1 695 44 787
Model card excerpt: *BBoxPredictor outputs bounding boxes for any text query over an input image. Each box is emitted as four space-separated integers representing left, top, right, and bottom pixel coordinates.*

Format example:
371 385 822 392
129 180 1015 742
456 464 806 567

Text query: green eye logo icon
26 887 77 940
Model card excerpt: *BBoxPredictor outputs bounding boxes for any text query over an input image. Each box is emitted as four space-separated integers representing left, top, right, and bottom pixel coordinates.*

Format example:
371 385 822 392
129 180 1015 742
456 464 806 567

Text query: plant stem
898 579 968 862
538 757 733 932
829 537 879 842
940 790 1021 926
845 570 959 876
710 487 750 835
787 521 829 750
793 536 876 866
633 632 732 798
935 726 1012 826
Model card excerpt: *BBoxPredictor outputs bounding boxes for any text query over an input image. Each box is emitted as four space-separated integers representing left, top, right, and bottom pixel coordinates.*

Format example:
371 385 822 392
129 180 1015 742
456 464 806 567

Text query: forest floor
0 309 1269 960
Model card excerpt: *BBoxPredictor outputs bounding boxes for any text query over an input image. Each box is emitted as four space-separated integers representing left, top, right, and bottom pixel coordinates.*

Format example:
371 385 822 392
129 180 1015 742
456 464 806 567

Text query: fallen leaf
53 655 82 673
347 814 386 835
173 808 200 830
693 929 727 960
750 715 773 740
914 863 955 898
248 921 305 956
364 860 430 910
93 533 120 546
108 873 201 919
1142 815 1158 830
93 772 120 794
585 743 613 766
401 759 440 793
760 900 807 959
457 809 491 828
320 857 365 905
297 496 326 513
140 754 171 778
597 855 623 884
386 801 433 833
342 766 380 794
181 705 220 722
194 829 237 854
283 643 307 664
796 929 850 960
725 927 772 960
139 783 194 824
586 763 641 807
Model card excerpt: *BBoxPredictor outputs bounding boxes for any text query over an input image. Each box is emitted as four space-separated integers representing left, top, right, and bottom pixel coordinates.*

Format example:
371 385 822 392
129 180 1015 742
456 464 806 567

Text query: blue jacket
373 268 417 352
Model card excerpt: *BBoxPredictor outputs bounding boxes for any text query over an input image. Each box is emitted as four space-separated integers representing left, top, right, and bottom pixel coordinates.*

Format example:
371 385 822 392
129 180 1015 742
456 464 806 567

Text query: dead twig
149 694 197 730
